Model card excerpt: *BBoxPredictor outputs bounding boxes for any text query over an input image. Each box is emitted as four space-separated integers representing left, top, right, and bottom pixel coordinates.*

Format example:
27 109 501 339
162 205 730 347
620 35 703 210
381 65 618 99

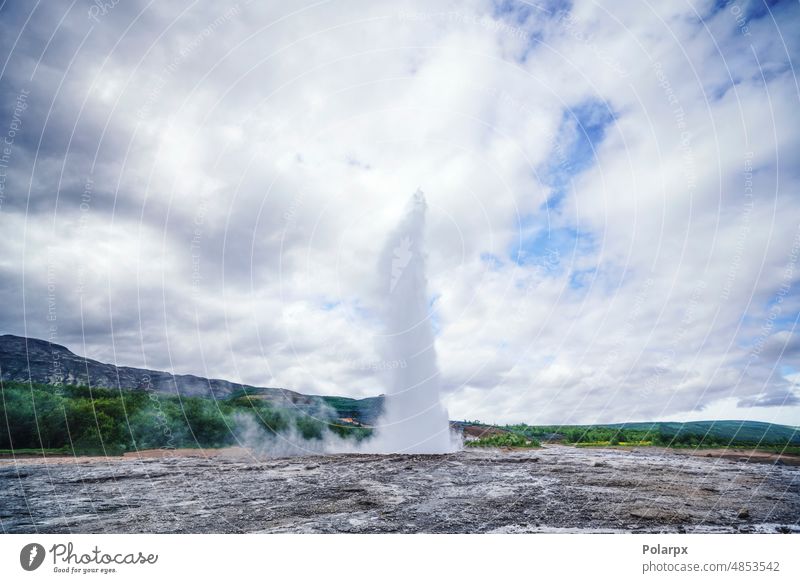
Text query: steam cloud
233 190 460 456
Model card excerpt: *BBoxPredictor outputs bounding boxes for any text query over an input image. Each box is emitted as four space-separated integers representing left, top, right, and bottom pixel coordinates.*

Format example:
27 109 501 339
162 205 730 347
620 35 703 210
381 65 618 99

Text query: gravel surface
1 446 798 533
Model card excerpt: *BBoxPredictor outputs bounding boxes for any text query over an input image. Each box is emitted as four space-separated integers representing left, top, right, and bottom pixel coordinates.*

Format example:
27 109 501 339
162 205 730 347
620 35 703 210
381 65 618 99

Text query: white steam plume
364 189 459 454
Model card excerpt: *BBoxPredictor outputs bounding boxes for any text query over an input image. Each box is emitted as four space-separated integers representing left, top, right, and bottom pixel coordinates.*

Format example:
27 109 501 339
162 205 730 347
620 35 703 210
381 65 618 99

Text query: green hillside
0 381 372 455
320 395 384 425
602 420 800 445
499 420 799 448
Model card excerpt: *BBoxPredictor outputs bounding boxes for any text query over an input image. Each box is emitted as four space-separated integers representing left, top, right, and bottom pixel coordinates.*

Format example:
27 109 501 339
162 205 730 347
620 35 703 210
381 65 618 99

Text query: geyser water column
372 189 456 454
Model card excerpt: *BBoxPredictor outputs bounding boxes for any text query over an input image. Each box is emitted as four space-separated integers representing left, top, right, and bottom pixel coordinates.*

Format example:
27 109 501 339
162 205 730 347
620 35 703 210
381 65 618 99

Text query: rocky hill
0 334 384 424
0 334 307 403
3 334 795 440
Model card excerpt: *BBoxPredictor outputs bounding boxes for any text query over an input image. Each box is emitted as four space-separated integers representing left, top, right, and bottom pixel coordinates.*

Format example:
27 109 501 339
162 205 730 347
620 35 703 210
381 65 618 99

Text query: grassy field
465 433 540 448
464 420 799 452
0 447 73 456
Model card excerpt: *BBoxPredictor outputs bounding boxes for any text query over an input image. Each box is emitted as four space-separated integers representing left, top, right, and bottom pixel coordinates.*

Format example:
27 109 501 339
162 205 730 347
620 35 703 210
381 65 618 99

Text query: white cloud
1 0 798 425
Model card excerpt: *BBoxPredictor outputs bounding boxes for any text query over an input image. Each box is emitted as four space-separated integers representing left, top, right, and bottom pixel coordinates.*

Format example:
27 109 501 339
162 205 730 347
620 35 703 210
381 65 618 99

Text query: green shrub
295 415 325 440
465 433 540 448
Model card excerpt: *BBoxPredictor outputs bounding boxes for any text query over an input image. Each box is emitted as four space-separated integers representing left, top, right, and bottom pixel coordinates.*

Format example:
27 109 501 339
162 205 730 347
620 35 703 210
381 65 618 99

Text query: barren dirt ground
1 445 798 533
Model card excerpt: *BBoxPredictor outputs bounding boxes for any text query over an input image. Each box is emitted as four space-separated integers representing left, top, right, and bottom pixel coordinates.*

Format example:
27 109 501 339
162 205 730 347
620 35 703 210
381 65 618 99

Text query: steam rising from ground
232 411 350 457
363 190 459 453
235 190 459 456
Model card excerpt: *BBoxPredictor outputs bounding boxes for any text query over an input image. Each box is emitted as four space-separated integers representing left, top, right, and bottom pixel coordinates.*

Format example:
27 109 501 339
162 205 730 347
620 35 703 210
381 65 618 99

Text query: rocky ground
1 445 798 533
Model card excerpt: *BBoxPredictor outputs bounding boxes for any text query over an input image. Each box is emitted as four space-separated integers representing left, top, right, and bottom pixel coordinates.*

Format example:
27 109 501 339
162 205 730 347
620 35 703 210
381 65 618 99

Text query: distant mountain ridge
0 334 281 398
1 334 796 440
0 334 383 415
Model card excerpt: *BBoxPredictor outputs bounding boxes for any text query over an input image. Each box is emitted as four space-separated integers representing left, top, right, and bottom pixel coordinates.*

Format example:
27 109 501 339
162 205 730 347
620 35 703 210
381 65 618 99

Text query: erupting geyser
370 189 457 454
